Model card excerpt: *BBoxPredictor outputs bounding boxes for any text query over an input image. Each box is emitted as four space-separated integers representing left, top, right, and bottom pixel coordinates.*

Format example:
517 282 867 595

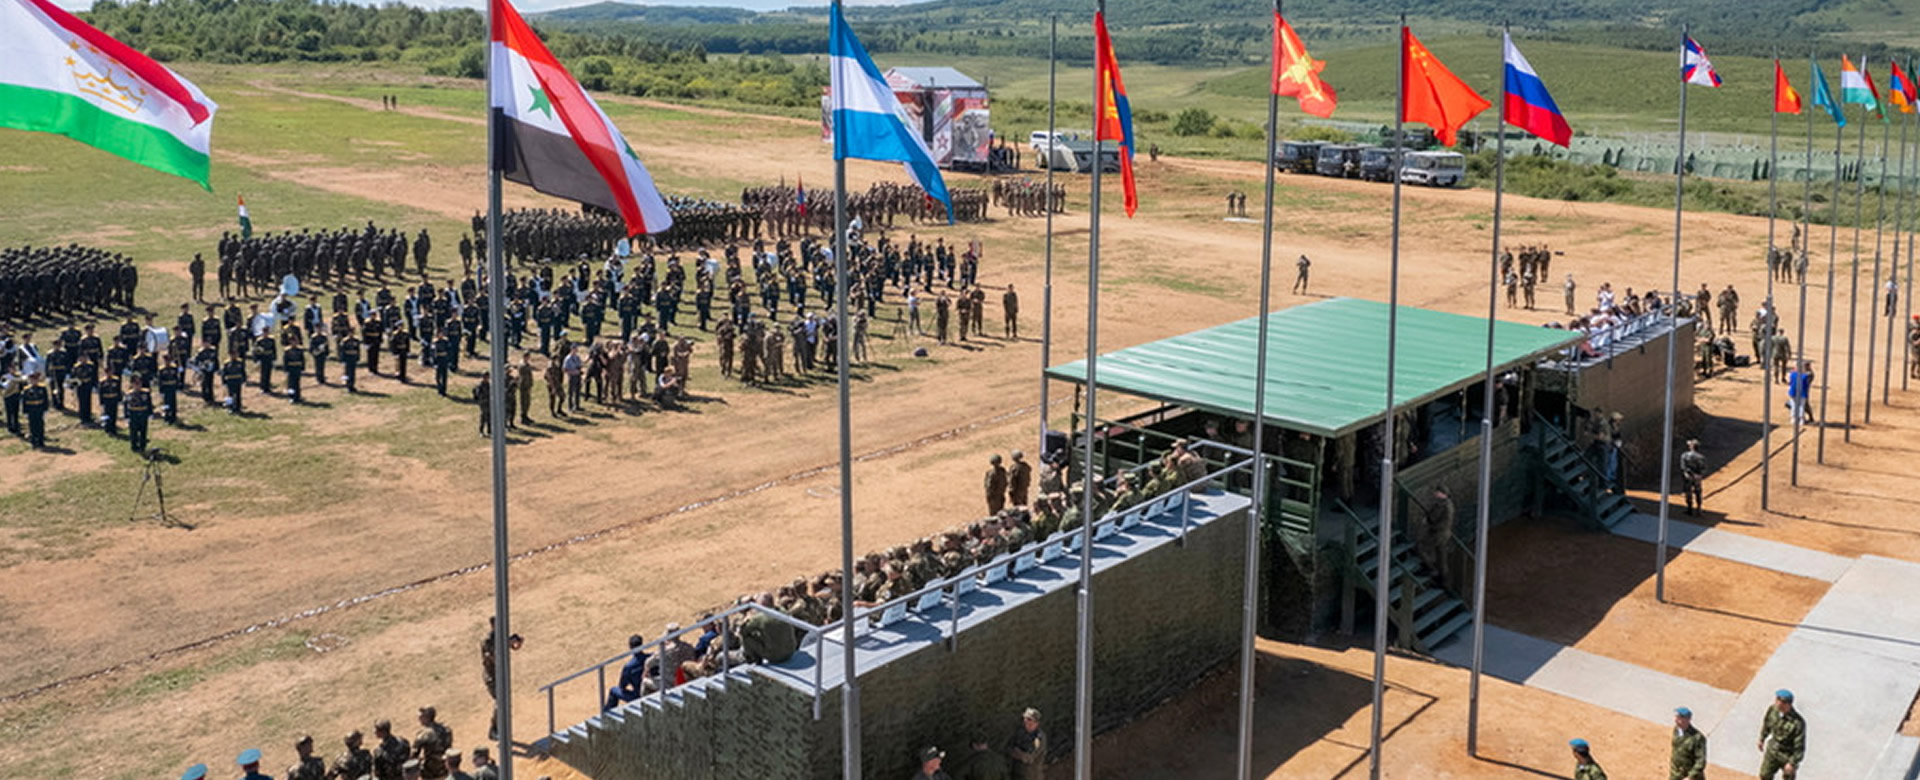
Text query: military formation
175 705 501 780
215 224 430 300
0 244 137 322
1498 244 1557 311
991 178 1066 217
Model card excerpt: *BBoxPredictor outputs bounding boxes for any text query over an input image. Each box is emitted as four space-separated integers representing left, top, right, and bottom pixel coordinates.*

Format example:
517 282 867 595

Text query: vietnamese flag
1401 27 1490 147
1774 60 1803 114
1273 13 1337 118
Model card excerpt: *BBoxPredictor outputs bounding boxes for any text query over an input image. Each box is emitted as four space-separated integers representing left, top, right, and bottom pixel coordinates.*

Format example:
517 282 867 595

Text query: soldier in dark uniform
391 324 413 384
72 352 98 426
309 328 330 385
156 358 182 423
413 229 431 279
1680 439 1707 516
338 326 361 392
221 353 247 414
251 334 277 394
432 331 454 396
124 379 152 452
363 313 386 375
189 253 206 302
21 373 49 448
96 371 122 434
193 341 218 405
1007 708 1045 780
282 338 307 403
45 342 71 410
458 234 474 276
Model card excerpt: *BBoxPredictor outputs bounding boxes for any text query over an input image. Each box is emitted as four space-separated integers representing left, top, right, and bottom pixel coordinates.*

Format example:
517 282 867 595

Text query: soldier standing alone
1293 254 1311 295
1757 690 1805 779
1002 284 1019 338
1680 439 1706 516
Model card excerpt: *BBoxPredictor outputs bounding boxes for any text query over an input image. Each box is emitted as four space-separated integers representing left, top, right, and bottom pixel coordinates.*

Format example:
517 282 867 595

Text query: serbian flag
1888 59 1915 114
1502 33 1571 148
1402 27 1490 148
1094 11 1138 217
490 0 671 237
1273 13 1336 118
1682 36 1722 87
0 0 217 189
1774 60 1803 114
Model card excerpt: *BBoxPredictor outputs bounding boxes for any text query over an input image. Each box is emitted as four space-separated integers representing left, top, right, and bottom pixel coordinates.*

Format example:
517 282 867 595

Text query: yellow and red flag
1774 60 1803 114
1093 11 1137 217
1889 59 1916 114
1272 13 1336 118
1400 26 1490 147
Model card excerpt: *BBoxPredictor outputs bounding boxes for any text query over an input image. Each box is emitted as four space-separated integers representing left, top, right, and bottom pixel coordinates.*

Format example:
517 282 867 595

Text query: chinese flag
1774 60 1803 113
1273 13 1337 118
1400 27 1489 147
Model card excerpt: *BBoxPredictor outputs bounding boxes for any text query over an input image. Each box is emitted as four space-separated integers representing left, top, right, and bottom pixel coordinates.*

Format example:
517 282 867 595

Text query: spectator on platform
603 634 648 711
950 735 1009 780
741 594 800 664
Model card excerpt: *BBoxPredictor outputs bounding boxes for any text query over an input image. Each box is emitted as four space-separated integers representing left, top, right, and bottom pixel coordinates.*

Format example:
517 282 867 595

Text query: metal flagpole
830 9 859 779
1656 24 1689 603
1039 15 1057 457
1866 106 1889 421
1468 23 1511 757
1236 3 1281 776
1819 92 1842 463
1369 16 1408 779
1885 95 1907 401
1905 85 1917 392
1075 2 1106 776
1844 73 1866 443
1762 47 1779 510
483 0 514 773
1794 48 1814 486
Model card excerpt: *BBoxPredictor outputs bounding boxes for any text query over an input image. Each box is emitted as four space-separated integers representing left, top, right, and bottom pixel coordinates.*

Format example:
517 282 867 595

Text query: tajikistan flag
237 195 251 238
489 0 670 237
0 0 218 189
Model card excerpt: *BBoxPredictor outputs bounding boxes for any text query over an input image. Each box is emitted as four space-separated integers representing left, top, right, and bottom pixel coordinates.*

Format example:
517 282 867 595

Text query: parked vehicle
1398 150 1467 187
1315 144 1365 178
1358 146 1395 182
1276 141 1325 174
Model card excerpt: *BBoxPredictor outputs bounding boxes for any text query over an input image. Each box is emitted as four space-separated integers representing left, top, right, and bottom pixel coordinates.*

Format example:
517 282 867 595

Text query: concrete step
1417 610 1474 652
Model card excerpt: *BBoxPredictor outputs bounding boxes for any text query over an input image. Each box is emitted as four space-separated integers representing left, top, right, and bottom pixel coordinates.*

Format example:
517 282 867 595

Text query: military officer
1758 689 1805 779
1570 738 1607 780
287 735 326 780
331 731 374 780
1680 439 1707 516
1670 707 1706 780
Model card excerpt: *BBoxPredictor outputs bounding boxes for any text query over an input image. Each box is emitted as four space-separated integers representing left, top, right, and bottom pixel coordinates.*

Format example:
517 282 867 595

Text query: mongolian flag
1401 26 1490 148
1774 60 1803 114
1888 59 1915 114
0 0 218 189
1272 13 1337 118
490 0 672 237
1093 10 1137 217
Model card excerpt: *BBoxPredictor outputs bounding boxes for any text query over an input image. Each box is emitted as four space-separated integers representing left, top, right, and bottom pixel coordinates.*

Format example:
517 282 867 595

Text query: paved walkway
1441 549 1920 779
1610 512 1855 582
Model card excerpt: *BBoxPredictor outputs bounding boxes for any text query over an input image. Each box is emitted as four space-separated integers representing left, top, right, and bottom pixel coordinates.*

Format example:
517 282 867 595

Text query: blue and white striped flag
829 6 951 221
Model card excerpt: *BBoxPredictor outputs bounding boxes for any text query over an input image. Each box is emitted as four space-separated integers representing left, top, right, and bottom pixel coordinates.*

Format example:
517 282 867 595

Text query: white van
1399 150 1466 187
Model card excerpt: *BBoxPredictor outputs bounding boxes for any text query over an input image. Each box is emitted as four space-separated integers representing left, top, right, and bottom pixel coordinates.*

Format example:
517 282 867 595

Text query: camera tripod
129 452 185 529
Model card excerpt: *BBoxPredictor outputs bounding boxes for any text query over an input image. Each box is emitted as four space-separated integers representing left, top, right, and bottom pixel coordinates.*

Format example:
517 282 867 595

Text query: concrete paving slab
1794 556 1920 665
1433 625 1740 733
1708 632 1920 779
1867 734 1920 780
1611 513 1854 582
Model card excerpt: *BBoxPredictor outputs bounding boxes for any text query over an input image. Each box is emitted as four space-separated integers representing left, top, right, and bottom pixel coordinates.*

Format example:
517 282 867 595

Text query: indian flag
1841 54 1880 116
237 195 251 238
0 0 218 189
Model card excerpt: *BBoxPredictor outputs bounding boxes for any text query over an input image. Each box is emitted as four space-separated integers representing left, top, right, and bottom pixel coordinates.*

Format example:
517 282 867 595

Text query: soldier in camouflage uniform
330 730 374 780
1757 690 1805 779
1670 707 1706 780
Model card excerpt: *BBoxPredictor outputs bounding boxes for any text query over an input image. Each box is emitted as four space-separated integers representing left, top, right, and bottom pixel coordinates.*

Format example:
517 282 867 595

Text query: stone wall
548 506 1249 780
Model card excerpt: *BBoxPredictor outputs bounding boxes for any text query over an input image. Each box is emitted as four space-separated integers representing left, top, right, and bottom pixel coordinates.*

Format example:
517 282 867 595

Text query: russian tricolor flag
1502 33 1572 148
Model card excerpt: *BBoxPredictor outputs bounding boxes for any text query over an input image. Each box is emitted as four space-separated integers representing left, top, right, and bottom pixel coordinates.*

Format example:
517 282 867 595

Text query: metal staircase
1340 501 1472 655
1534 413 1635 530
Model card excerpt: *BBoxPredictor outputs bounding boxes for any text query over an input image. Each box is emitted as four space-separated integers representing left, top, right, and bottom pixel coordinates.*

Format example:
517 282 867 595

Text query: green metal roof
1044 297 1582 438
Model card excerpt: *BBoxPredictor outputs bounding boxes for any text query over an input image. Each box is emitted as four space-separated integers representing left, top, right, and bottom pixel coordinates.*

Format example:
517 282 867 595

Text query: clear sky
55 0 921 12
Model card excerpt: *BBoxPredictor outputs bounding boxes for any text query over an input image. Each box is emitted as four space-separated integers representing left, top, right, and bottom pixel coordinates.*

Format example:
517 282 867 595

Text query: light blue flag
1811 58 1847 127
828 6 952 221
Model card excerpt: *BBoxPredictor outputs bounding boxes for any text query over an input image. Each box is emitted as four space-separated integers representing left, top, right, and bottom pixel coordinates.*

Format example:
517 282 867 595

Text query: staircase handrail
1533 410 1612 497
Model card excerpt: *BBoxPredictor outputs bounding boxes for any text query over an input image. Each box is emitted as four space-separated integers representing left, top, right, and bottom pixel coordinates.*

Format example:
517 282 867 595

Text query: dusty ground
3 66 1919 779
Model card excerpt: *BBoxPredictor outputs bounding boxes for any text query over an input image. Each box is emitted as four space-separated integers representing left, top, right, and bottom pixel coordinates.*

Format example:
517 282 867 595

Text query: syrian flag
0 0 218 189
489 0 670 237
237 194 251 239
